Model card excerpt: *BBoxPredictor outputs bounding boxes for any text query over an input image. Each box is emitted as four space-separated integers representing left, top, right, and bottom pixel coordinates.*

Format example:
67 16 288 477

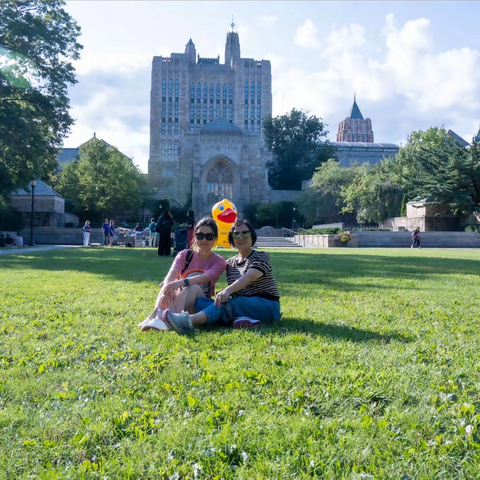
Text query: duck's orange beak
217 208 236 223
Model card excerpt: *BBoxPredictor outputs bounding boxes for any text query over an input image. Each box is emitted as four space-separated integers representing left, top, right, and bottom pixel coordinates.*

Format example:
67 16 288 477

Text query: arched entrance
206 160 234 205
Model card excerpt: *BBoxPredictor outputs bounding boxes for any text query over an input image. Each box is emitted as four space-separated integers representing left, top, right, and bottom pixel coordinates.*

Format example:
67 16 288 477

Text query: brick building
337 95 374 143
148 25 274 216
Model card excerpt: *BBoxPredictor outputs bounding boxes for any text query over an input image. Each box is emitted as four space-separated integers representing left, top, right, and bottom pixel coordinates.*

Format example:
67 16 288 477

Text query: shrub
464 225 480 233
308 227 341 235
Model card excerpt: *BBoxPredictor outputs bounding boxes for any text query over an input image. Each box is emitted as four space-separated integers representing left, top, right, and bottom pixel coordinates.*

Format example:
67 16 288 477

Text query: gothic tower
337 94 374 143
225 22 241 67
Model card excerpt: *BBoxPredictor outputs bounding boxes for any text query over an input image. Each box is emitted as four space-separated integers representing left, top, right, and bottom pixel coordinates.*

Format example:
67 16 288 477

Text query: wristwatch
183 278 190 286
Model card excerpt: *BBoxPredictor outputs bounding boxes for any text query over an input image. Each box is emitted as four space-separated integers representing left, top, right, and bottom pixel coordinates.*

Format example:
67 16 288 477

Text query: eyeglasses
232 231 251 240
195 233 215 241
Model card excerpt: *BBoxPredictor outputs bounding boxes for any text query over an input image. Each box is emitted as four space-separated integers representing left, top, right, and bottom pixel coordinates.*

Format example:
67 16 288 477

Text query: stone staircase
255 236 302 248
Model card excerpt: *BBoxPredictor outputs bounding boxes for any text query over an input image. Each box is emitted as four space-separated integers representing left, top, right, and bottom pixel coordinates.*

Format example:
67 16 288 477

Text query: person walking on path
109 220 116 247
411 227 421 249
148 217 158 247
156 210 174 256
102 218 110 246
82 220 91 247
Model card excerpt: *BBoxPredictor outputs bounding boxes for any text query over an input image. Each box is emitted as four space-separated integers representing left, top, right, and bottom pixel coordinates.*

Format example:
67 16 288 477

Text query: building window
190 82 194 101
203 102 207 123
197 103 201 126
222 84 226 118
175 79 179 99
174 123 178 135
163 169 166 177
244 81 248 102
229 84 233 102
168 102 172 120
168 143 172 155
229 104 233 123
168 169 171 177
174 143 178 156
162 79 166 99
162 123 166 134
168 79 172 99
190 104 194 129
168 121 172 134
203 83 207 100
251 103 254 121
206 160 233 205
216 83 220 117
251 82 255 100
161 143 165 155
257 82 261 100
197 83 201 100
162 103 166 119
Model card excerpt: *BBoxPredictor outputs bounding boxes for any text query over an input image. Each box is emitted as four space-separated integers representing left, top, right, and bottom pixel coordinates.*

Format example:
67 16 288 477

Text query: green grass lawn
1 247 480 478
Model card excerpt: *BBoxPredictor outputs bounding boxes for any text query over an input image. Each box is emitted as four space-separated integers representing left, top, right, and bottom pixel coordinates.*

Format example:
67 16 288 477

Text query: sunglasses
195 233 215 241
232 231 252 240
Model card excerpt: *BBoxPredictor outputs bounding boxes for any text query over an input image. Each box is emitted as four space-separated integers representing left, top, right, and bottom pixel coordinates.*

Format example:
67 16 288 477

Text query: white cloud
295 20 322 50
74 46 172 75
323 24 365 56
274 14 480 142
260 15 277 25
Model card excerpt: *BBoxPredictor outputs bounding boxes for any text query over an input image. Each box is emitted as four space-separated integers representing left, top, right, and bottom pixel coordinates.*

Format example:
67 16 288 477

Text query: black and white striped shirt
226 250 280 302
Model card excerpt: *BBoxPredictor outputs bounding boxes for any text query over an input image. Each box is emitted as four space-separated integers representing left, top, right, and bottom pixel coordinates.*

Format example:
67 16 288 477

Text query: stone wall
10 195 64 213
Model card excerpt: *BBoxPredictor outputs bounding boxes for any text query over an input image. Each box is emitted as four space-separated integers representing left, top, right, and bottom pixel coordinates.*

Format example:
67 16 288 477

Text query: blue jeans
194 296 282 326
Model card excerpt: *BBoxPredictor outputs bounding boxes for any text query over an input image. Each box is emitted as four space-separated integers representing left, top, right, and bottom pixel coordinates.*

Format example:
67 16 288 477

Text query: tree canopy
56 139 146 217
391 127 480 214
263 108 335 190
0 0 82 205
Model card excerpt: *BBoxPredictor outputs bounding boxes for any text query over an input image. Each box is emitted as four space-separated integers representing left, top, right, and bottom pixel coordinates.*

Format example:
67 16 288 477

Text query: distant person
102 218 110 246
411 227 421 249
187 209 195 248
82 220 91 247
14 232 24 247
148 217 158 248
134 223 143 237
109 219 115 247
0 233 6 248
156 210 174 256
5 234 15 246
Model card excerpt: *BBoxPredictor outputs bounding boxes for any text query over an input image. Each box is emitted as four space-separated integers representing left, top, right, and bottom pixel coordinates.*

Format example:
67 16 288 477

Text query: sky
64 1 480 173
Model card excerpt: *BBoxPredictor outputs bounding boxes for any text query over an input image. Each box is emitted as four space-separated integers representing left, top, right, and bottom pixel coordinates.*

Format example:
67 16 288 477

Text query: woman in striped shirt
164 219 282 334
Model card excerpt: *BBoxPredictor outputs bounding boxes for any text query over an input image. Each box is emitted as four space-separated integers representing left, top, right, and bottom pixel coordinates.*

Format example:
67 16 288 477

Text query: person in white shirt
14 233 24 247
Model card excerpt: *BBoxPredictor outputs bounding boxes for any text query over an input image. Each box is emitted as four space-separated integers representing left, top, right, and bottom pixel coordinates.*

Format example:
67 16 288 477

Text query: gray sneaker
163 310 194 334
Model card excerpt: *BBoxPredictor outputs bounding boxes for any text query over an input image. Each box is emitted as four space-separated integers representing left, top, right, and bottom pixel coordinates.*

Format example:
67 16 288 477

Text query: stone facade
148 28 274 216
337 95 374 143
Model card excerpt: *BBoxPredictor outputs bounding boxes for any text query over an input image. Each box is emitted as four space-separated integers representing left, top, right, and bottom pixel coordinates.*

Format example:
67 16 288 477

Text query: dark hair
162 210 172 219
188 209 194 218
194 216 218 240
228 219 257 247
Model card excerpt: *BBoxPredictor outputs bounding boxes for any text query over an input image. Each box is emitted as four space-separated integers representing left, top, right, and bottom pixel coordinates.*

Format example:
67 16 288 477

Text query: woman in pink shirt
139 217 227 332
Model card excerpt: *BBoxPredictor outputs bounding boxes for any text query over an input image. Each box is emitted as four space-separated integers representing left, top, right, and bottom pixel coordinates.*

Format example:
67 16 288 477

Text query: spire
231 15 235 32
347 93 364 120
225 21 241 67
185 38 196 65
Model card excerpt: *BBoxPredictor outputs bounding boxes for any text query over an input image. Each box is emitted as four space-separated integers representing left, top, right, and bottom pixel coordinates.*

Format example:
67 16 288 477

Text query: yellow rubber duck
212 199 237 248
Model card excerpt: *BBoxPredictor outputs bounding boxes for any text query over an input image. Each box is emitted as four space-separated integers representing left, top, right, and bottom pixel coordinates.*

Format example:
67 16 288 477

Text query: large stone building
148 26 274 216
336 95 374 143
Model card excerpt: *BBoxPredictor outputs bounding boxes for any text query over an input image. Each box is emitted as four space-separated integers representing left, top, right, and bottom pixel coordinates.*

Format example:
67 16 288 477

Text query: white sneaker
141 316 169 331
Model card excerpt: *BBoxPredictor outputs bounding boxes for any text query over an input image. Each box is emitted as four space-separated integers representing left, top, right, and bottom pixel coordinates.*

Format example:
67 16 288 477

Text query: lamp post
30 178 37 246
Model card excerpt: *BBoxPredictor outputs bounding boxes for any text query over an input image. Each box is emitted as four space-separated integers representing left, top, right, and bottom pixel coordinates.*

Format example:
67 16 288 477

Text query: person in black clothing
156 210 174 256
0 233 6 248
186 209 195 248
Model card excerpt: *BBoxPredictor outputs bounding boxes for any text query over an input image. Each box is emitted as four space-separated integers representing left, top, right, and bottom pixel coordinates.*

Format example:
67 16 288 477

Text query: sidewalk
0 245 81 256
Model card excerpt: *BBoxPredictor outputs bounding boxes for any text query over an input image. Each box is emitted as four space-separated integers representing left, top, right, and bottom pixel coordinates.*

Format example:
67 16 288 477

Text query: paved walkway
0 245 81 256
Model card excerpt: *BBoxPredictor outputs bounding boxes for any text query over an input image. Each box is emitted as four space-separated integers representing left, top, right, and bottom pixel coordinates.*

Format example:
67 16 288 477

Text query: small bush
464 225 480 233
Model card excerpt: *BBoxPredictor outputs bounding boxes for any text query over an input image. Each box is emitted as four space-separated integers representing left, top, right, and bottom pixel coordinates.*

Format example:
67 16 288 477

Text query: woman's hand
214 289 231 307
162 280 183 296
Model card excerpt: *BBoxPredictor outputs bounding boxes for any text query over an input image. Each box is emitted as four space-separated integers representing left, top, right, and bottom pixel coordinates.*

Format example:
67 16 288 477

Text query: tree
0 1 82 204
56 139 145 216
263 108 335 190
390 127 480 214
